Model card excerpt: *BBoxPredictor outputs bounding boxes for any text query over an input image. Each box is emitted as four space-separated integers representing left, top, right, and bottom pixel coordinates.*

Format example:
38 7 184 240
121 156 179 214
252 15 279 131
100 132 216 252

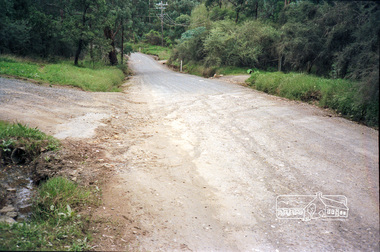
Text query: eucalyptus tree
58 0 108 65
103 0 132 65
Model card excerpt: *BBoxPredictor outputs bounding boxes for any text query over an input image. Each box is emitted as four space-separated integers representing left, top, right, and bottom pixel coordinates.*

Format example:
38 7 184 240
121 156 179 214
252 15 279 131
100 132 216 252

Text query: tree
227 0 245 23
103 0 131 65
61 0 108 66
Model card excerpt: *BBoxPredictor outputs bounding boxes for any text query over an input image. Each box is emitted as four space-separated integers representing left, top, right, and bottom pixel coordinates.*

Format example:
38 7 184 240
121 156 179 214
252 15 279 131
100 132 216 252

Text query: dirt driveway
0 53 378 251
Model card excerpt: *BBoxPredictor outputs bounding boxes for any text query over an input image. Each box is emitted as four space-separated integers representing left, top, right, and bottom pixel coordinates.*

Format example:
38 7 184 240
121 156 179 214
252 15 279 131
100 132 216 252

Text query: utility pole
156 1 168 46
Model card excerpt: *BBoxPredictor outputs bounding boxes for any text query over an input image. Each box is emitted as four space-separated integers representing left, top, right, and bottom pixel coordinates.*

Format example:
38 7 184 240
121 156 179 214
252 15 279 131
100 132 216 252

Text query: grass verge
216 66 249 76
0 55 125 92
247 71 379 127
133 43 172 60
0 121 60 162
0 122 100 250
168 59 250 78
0 177 100 251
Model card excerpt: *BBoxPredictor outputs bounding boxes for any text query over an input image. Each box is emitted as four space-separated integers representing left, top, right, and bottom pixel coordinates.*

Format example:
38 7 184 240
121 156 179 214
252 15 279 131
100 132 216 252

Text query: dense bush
171 27 208 63
204 20 279 68
169 1 379 127
144 30 162 46
172 20 279 70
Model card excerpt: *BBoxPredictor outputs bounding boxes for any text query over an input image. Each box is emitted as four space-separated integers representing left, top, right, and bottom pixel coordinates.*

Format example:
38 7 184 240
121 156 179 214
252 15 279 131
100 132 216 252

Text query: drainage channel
0 164 35 223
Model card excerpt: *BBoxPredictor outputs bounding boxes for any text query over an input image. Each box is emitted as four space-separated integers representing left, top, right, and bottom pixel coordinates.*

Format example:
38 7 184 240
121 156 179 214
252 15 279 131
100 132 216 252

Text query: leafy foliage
168 0 379 126
0 0 132 66
172 19 279 69
171 27 208 63
145 30 162 46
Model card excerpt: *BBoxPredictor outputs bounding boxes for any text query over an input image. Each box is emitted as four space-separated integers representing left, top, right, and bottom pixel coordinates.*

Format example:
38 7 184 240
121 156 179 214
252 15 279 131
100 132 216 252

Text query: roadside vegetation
247 72 378 127
0 122 100 251
0 121 59 162
133 43 172 61
0 0 378 126
0 177 100 251
0 55 125 92
165 1 378 127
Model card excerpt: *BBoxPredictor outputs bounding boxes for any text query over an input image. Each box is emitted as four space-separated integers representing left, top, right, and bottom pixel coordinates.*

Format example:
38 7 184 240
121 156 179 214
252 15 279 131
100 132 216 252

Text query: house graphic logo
276 192 349 221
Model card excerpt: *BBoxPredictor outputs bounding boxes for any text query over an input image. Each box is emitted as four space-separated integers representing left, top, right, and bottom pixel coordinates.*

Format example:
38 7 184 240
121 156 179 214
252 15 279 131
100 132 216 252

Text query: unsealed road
117 53 379 251
1 53 379 251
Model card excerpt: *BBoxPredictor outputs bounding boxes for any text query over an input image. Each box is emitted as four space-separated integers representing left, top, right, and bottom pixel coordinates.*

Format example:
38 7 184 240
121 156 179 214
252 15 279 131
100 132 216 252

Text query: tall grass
0 55 125 92
247 71 379 127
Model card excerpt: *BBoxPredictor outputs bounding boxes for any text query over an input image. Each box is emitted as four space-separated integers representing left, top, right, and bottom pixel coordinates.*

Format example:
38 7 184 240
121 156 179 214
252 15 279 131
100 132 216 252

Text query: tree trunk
121 24 124 64
90 40 94 68
74 4 89 66
74 39 83 66
108 47 118 65
255 2 258 20
235 9 240 23
104 25 120 66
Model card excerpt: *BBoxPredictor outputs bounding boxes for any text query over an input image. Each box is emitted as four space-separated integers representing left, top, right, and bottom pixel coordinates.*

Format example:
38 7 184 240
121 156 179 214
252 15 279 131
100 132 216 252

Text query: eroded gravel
0 53 379 251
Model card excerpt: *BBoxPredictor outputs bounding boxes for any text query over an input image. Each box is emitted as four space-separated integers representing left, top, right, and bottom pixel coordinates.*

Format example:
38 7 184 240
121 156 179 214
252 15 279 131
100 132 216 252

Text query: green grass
0 121 60 158
247 71 379 127
0 55 125 92
0 123 99 250
169 59 250 78
216 66 249 75
133 43 172 60
181 62 204 77
0 177 100 251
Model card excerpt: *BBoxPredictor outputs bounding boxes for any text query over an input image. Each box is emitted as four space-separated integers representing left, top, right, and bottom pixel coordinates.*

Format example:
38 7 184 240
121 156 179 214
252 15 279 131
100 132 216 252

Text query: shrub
144 30 162 46
203 20 279 68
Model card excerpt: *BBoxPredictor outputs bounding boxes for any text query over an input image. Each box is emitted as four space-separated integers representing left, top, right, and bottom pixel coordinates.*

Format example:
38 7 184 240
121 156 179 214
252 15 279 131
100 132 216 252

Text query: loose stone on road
0 53 378 251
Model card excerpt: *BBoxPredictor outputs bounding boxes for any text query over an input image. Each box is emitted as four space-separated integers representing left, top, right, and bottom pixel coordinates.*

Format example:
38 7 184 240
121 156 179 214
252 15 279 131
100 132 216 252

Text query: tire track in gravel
96 53 378 251
1 52 378 251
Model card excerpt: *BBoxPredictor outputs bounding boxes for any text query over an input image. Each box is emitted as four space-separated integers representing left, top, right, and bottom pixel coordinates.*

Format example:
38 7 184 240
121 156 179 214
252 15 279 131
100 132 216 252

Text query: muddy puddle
0 164 35 222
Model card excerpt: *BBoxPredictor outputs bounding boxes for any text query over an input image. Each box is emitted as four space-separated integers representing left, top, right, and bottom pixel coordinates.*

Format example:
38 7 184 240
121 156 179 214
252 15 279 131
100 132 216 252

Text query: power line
155 1 168 46
159 14 189 27
163 14 190 27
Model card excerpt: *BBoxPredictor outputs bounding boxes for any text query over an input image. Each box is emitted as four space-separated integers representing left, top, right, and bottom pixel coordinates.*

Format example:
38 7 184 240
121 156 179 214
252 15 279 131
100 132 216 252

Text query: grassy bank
0 55 125 92
0 177 99 251
247 72 379 127
131 43 248 77
168 60 249 77
133 43 172 60
0 121 59 161
0 122 99 250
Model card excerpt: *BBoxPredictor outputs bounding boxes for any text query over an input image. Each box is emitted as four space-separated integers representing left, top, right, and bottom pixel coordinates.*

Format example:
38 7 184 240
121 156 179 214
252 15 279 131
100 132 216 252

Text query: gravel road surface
0 53 378 251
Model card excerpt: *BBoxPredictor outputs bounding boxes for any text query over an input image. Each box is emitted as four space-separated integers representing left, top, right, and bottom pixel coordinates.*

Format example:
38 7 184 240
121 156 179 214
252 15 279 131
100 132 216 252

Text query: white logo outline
276 192 349 221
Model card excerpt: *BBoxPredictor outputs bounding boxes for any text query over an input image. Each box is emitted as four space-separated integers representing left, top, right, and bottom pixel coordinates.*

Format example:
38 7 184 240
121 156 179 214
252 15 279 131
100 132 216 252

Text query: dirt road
0 53 379 251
